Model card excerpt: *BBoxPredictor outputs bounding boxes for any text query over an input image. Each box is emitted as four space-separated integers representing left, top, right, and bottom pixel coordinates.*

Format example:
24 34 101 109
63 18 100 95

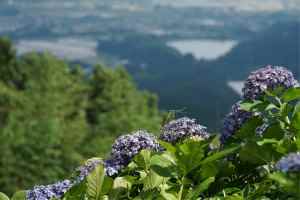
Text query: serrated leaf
143 170 164 191
176 141 207 174
134 149 152 170
0 193 9 200
86 164 106 200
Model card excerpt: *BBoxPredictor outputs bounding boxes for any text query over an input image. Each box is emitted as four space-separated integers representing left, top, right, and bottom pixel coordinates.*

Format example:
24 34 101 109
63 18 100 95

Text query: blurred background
0 0 299 194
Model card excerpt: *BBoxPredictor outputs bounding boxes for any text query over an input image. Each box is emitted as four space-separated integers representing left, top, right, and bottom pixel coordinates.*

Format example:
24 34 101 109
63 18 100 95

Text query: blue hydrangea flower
242 65 299 100
159 117 209 144
221 102 253 143
26 179 73 200
74 158 103 183
105 130 161 176
104 158 123 177
27 159 104 200
276 152 300 173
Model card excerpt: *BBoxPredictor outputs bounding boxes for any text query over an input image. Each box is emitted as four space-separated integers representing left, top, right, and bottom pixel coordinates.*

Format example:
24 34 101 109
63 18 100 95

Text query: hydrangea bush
2 65 300 200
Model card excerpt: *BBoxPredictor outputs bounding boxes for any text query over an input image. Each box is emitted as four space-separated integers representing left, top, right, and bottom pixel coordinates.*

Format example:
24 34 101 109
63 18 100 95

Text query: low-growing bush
2 65 300 200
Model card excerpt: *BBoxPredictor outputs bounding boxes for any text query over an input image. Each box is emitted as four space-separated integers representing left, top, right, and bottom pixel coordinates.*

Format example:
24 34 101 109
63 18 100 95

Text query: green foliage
83 65 161 157
7 85 298 199
0 38 162 195
0 193 10 200
2 36 300 199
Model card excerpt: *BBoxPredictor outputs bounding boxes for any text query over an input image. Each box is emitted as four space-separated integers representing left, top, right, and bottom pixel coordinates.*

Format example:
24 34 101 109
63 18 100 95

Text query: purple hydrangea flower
105 130 161 176
104 158 123 177
26 159 104 200
159 117 209 144
221 102 253 143
242 65 299 100
74 158 103 183
26 179 73 200
276 152 300 173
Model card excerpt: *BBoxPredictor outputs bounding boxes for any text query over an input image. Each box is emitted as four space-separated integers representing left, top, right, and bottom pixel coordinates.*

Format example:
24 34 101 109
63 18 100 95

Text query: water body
167 39 237 60
227 81 244 96
17 38 98 61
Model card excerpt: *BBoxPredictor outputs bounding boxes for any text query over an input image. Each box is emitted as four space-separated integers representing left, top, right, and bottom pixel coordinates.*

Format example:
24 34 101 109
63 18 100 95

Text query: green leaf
160 191 177 200
257 138 279 146
199 162 219 179
109 177 132 200
143 170 164 191
239 142 281 165
0 193 9 200
86 163 106 200
235 117 263 140
292 102 300 130
269 172 293 187
159 140 177 154
64 181 87 200
263 123 284 140
200 145 240 165
150 153 177 178
102 177 114 194
134 149 152 170
281 88 300 102
239 100 263 112
11 191 26 200
176 141 207 174
185 177 215 200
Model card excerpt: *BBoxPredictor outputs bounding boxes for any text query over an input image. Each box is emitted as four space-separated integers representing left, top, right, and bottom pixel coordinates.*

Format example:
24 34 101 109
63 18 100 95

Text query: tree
0 52 89 194
0 39 162 194
83 65 162 157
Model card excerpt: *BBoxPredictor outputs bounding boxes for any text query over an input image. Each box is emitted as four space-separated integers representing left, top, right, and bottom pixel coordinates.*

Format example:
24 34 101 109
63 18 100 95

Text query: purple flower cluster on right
221 65 299 143
243 65 299 100
276 152 300 173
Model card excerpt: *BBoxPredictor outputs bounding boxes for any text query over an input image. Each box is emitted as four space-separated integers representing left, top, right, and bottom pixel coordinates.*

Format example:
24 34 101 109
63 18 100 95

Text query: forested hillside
97 21 299 129
0 38 162 195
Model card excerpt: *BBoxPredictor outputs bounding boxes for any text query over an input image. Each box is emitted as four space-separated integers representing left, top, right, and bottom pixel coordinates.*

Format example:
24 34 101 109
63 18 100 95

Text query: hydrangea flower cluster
27 159 103 200
74 158 103 183
276 152 300 173
221 66 298 143
160 117 209 144
105 130 161 176
242 65 299 100
221 102 253 143
26 179 73 200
